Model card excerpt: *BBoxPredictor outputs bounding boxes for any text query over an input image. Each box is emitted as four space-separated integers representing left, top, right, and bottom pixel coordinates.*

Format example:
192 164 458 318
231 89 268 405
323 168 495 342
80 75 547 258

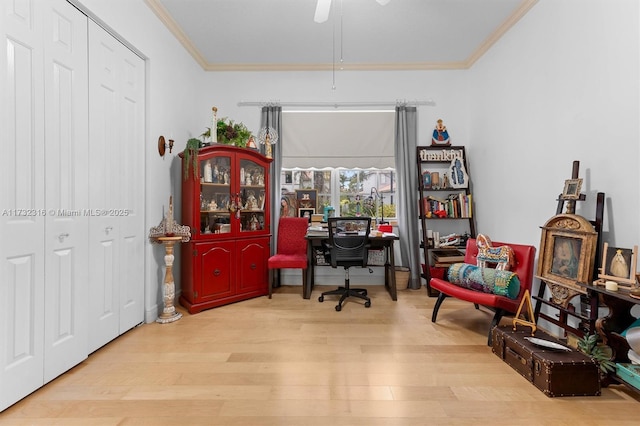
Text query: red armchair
430 238 536 345
268 217 309 298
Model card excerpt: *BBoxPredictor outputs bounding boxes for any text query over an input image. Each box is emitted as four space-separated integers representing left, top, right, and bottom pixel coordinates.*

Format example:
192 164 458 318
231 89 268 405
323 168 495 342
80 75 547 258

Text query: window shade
281 111 395 169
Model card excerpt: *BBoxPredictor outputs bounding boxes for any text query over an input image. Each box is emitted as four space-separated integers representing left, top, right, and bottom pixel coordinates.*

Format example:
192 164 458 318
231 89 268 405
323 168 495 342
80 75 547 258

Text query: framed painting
280 192 296 217
598 243 638 287
295 189 317 210
562 178 583 200
536 214 598 305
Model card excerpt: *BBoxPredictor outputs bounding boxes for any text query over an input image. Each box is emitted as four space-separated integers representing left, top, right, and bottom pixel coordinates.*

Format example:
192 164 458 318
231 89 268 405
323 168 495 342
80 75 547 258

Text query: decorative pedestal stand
154 236 183 324
149 196 191 324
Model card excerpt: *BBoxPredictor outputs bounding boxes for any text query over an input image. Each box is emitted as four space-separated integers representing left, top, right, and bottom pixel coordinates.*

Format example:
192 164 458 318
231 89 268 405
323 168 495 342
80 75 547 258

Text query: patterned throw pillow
447 263 521 299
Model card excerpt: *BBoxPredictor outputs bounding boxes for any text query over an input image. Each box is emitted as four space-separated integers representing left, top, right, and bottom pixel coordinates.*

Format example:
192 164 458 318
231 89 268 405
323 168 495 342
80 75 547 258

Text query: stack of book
306 223 328 237
431 249 465 267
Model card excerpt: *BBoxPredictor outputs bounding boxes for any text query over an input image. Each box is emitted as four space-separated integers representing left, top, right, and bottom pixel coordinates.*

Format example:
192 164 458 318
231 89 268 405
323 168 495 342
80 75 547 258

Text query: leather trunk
492 326 601 397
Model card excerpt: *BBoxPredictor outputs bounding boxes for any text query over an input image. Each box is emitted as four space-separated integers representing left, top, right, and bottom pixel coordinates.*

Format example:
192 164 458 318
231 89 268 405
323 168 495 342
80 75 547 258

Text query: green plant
201 117 253 148
183 138 201 181
577 333 616 375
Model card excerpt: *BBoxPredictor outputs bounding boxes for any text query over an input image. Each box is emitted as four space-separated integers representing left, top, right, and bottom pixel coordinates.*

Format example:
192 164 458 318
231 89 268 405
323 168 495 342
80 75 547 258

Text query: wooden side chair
267 217 309 298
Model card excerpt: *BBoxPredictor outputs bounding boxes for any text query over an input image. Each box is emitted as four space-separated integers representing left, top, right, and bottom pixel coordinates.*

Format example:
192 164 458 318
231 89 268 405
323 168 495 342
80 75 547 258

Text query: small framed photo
562 178 583 200
298 208 315 222
598 243 638 287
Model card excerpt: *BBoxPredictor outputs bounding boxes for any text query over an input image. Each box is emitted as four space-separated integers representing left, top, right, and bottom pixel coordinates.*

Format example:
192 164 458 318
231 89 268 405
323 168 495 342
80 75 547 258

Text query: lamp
365 187 386 226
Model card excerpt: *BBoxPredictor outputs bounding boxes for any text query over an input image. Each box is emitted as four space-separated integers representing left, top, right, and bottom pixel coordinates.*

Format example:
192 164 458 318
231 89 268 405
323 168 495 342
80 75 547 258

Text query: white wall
469 0 639 332
75 0 206 322
75 0 639 317
469 0 639 250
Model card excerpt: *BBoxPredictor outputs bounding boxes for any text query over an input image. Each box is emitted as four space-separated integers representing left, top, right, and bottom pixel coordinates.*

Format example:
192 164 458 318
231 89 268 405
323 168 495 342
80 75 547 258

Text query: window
280 168 396 222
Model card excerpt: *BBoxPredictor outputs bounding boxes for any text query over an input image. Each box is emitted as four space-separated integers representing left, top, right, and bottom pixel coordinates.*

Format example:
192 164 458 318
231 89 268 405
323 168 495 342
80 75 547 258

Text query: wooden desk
305 234 399 301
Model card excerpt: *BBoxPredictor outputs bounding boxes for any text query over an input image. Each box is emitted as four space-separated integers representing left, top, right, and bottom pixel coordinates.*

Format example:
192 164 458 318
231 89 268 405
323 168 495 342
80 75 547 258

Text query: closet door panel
117 50 145 333
88 20 145 350
0 0 46 411
42 0 89 383
87 27 120 351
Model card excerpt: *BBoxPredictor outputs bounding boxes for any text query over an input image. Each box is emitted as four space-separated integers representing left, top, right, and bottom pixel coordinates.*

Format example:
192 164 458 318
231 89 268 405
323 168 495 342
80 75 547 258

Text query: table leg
157 239 182 324
385 241 398 301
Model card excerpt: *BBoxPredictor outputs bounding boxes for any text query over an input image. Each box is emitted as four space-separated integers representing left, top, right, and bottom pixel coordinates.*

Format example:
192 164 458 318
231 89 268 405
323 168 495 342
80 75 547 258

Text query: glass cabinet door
238 157 266 233
199 154 232 234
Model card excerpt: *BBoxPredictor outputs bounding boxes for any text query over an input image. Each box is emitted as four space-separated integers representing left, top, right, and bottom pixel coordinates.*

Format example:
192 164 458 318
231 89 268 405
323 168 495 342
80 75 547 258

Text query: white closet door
87 20 145 353
1 0 88 410
42 0 89 383
0 0 46 411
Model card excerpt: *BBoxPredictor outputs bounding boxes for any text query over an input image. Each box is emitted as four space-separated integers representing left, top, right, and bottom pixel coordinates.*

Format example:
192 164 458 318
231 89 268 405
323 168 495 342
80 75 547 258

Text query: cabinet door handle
58 233 69 242
105 226 113 235
213 269 221 276
250 263 257 270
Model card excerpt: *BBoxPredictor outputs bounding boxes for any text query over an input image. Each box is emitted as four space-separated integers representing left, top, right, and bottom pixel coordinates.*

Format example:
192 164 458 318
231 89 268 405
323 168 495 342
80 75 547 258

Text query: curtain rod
237 100 436 108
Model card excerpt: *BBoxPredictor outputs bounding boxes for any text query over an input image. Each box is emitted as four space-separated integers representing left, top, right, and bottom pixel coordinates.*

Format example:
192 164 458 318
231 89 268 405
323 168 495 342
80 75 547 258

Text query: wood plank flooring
1 285 639 425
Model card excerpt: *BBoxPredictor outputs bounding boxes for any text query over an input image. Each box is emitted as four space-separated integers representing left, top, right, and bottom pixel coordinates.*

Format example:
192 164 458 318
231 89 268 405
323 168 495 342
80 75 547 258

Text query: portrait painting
536 214 598 304
598 242 638 286
551 236 582 280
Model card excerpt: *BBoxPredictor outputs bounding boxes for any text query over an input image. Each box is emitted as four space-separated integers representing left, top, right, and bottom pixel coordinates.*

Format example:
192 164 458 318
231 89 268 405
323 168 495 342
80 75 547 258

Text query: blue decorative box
616 363 640 391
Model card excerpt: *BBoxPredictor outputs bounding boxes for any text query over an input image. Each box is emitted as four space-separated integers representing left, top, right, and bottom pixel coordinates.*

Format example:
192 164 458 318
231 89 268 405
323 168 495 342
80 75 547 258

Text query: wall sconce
158 135 174 157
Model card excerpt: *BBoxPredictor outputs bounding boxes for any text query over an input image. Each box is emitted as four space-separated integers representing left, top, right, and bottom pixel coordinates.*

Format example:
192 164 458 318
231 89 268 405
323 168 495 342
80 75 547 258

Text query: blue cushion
447 263 521 299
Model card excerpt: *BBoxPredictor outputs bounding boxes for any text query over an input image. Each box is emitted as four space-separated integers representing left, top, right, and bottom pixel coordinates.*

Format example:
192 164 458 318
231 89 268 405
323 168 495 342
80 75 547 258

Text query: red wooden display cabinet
179 144 272 313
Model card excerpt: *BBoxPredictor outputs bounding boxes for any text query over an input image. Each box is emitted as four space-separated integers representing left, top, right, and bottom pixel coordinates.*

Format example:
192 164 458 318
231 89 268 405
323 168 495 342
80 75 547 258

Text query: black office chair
318 217 372 311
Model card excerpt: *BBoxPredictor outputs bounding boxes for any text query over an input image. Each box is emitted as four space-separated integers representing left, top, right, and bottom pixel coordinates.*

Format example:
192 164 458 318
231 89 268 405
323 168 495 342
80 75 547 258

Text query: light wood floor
1 285 639 425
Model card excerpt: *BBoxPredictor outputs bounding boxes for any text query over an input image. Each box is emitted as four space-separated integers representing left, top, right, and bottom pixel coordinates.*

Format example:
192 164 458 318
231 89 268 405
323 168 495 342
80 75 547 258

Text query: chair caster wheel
318 296 324 302
335 304 341 311
365 301 371 308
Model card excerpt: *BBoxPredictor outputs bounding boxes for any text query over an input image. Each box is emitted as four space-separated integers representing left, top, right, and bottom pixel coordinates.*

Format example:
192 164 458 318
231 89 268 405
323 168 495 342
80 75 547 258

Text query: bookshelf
416 146 476 296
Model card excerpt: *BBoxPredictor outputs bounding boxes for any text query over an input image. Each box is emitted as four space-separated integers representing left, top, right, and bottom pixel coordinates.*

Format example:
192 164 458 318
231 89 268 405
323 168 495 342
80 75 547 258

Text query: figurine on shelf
250 214 260 231
212 164 219 183
431 119 451 146
245 192 258 210
203 160 213 183
245 171 252 186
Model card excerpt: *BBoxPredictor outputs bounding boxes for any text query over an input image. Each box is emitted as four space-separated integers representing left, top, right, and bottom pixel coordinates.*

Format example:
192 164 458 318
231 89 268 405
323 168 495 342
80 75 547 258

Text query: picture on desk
298 208 315 222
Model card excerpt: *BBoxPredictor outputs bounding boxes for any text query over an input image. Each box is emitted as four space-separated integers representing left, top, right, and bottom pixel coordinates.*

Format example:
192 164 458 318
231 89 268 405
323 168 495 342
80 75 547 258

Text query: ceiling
145 0 538 71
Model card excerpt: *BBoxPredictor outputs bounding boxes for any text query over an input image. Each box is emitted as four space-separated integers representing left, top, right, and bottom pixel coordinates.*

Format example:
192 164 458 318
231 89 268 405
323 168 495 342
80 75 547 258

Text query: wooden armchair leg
431 293 449 322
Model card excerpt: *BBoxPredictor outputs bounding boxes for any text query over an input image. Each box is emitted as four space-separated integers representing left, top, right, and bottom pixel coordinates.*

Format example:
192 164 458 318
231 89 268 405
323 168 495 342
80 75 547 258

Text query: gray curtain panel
394 106 422 290
260 105 282 253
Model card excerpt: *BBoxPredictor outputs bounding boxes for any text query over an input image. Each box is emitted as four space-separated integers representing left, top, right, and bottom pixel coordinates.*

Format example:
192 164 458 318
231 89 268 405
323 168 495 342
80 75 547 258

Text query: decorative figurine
431 119 451 146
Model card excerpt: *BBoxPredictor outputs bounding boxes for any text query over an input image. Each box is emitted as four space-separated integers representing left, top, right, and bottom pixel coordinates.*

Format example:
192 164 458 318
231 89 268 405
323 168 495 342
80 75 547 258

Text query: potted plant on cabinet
183 138 201 181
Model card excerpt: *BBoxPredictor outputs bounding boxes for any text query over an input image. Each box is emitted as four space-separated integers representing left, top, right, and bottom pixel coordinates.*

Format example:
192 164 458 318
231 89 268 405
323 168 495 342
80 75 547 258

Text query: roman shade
281 110 395 169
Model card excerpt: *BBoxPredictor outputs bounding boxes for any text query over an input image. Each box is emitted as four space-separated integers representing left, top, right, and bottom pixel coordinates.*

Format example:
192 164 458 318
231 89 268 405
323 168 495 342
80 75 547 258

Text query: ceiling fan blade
314 0 331 23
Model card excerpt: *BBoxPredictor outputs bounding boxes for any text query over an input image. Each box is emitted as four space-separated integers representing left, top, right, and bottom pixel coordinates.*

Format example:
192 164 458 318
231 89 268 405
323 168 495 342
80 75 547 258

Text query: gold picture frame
562 178 583 200
597 243 638 287
536 214 598 306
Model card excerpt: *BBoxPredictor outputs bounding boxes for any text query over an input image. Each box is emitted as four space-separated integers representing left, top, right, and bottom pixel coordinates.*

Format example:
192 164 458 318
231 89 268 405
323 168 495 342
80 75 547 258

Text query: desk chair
318 217 371 311
267 217 309 299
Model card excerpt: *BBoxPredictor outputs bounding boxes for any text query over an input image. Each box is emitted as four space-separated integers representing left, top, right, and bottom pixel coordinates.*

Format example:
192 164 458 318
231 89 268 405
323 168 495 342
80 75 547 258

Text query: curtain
260 106 282 253
394 106 421 290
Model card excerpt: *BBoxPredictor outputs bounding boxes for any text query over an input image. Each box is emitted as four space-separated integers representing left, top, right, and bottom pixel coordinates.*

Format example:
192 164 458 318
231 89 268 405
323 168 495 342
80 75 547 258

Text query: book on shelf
431 249 465 263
